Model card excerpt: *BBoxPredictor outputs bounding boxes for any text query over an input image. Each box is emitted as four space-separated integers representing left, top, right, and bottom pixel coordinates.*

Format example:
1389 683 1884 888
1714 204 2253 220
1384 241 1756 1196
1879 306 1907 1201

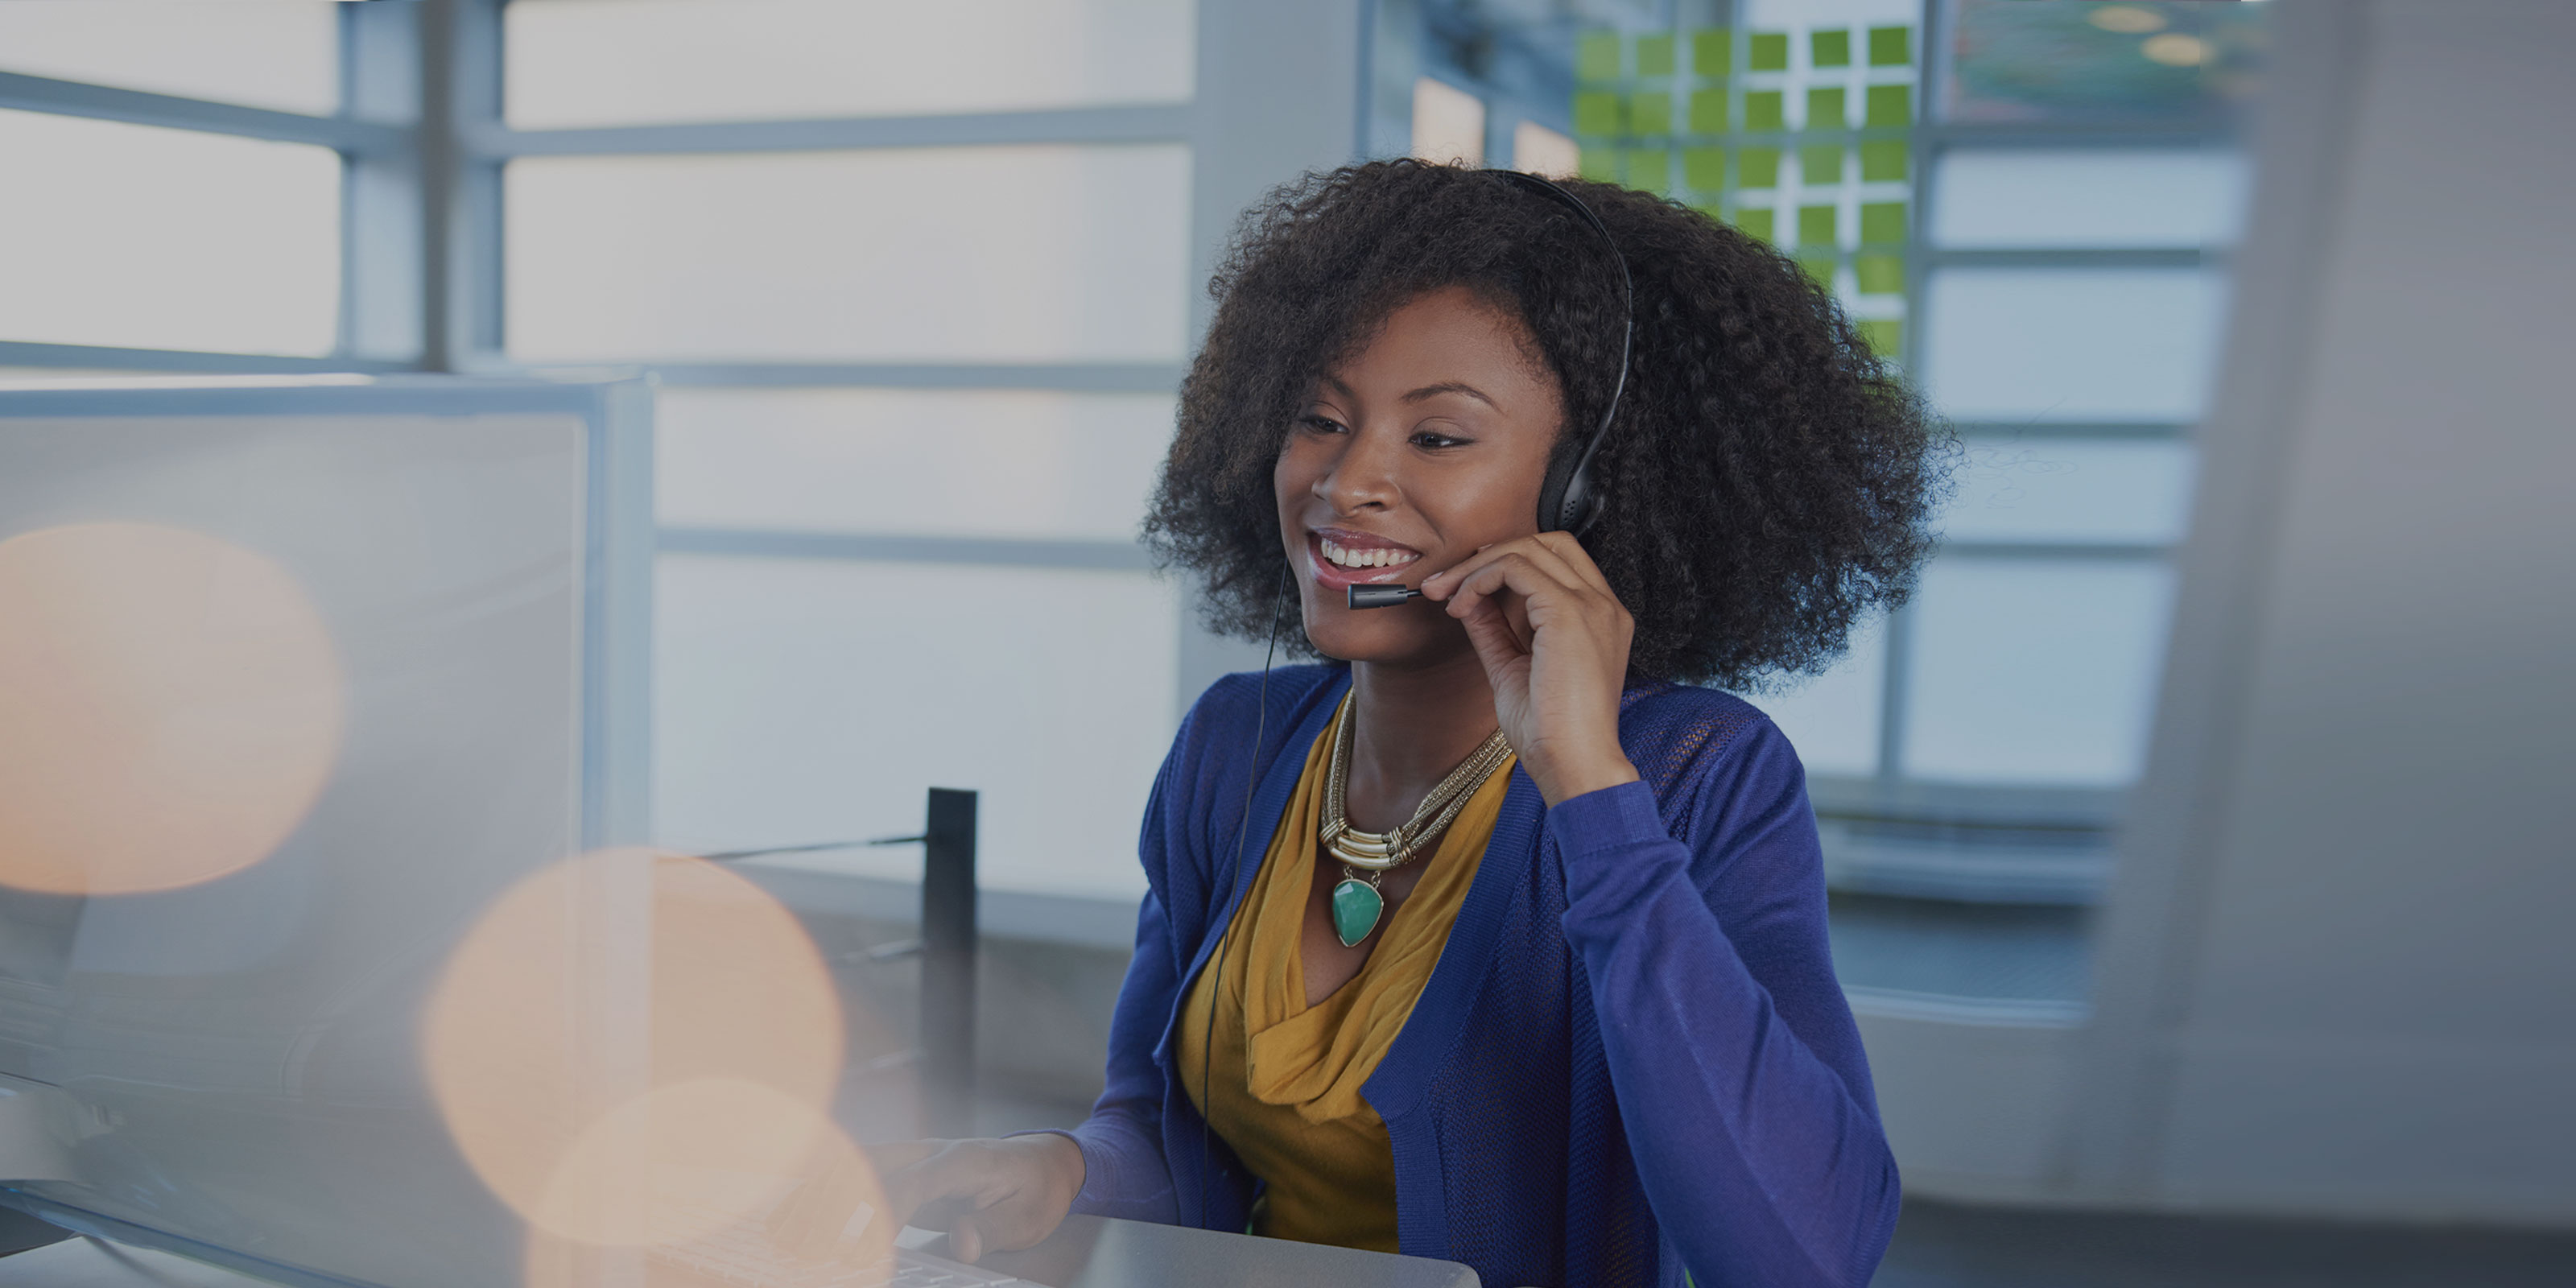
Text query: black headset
1486 169 1635 538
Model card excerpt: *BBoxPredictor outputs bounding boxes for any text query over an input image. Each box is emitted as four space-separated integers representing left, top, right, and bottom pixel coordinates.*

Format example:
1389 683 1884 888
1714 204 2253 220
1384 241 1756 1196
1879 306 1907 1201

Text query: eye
1410 429 1472 450
1298 415 1348 436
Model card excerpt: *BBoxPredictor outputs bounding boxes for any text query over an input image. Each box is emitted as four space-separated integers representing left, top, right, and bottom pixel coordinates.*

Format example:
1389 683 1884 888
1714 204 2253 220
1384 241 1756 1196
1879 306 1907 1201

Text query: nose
1313 419 1406 517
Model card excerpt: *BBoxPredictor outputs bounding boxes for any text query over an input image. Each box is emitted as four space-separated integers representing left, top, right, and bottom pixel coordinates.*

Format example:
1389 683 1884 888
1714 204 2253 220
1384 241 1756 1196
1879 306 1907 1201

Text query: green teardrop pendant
1331 876 1385 947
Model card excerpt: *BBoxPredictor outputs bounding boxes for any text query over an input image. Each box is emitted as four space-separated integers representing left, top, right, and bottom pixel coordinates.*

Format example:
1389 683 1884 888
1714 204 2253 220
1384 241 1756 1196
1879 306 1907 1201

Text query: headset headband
1484 169 1635 536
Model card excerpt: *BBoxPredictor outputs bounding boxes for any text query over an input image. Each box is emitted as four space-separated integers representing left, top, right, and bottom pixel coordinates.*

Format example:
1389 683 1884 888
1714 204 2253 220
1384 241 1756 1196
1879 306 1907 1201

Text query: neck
1344 650 1500 830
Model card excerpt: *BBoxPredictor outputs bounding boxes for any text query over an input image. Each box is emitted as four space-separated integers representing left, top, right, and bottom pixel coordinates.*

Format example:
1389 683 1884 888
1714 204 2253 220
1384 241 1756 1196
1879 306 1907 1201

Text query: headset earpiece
1484 169 1633 539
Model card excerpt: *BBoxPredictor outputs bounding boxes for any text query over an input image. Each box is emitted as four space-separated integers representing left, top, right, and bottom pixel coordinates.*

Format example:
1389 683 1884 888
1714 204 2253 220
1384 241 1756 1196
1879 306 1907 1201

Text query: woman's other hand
1420 531 1639 805
872 1133 1085 1263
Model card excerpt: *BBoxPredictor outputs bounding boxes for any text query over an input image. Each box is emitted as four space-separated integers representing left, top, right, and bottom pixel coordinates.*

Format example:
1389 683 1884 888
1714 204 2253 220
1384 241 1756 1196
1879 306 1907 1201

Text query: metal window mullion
476 102 1195 159
0 341 409 374
0 70 404 154
1879 0 1943 786
423 0 506 372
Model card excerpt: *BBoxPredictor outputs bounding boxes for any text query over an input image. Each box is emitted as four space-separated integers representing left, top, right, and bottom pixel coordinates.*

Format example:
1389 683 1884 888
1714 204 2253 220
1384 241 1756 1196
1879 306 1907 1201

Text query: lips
1306 528 1423 593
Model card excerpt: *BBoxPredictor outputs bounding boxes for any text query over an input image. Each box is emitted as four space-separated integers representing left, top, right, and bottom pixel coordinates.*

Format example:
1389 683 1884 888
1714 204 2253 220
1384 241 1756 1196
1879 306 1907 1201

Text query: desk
0 1219 1482 1288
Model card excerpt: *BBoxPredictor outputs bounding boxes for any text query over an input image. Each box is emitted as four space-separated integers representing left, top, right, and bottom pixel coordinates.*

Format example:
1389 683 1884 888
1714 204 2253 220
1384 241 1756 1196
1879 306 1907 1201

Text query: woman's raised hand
1420 532 1639 806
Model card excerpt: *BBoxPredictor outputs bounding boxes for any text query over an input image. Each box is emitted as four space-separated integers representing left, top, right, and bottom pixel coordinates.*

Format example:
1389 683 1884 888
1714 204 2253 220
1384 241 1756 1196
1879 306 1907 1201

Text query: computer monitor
0 377 651 1287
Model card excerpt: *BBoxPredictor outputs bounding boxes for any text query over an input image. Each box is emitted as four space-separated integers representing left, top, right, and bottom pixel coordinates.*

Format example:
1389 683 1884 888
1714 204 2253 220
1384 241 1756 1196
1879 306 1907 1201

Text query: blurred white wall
1808 0 2576 1226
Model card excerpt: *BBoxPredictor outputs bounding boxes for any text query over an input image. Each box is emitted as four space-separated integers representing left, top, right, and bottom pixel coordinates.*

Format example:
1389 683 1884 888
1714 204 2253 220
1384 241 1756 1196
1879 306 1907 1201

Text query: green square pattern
1868 26 1913 67
1806 87 1847 130
1798 204 1839 247
1627 149 1670 192
1858 317 1902 357
1855 254 1905 295
1682 146 1727 192
1860 201 1907 244
1737 146 1781 188
1749 32 1789 71
1798 254 1839 287
1688 89 1729 134
1735 208 1777 243
1811 30 1852 68
1573 90 1621 135
1691 28 1732 77
1859 139 1909 182
1578 31 1622 82
1637 32 1676 76
1579 147 1620 183
1630 91 1672 134
1800 144 1844 184
1865 84 1912 128
1744 90 1785 131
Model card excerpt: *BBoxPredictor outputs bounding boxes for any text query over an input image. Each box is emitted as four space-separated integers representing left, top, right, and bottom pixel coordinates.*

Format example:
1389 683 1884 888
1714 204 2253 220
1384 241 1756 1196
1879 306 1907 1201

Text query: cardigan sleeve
1060 890 1183 1223
1549 717 1900 1288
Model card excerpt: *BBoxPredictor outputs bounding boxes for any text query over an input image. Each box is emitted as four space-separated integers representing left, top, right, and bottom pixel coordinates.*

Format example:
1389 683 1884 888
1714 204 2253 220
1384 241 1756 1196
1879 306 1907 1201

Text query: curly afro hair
1143 159 1948 688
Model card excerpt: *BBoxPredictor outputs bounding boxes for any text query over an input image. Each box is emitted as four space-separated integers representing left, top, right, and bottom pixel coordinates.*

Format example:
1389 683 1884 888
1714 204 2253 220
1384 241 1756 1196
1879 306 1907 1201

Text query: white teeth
1318 537 1417 571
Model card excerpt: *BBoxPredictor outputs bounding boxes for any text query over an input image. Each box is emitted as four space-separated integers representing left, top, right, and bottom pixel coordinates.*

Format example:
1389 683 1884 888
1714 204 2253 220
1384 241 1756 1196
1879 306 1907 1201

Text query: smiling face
1274 285 1567 666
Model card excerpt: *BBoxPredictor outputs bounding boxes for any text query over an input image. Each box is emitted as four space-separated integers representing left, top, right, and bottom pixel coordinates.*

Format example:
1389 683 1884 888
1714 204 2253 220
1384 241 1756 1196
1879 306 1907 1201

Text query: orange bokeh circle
518 1081 895 1288
0 522 345 895
423 849 847 1246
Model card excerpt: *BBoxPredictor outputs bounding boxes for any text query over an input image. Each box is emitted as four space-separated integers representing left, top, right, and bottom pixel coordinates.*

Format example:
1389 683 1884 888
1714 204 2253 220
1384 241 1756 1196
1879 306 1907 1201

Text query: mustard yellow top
1174 696 1516 1252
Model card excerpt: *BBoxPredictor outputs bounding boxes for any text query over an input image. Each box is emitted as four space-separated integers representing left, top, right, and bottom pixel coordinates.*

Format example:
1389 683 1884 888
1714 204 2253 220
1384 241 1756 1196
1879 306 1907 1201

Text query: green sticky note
1629 91 1672 134
1637 32 1676 76
1865 84 1913 129
1806 86 1847 130
1577 31 1622 82
1690 28 1732 78
1868 26 1913 67
1573 90 1623 136
1745 89 1785 131
1579 147 1621 184
1737 146 1781 188
1687 89 1729 134
1627 148 1671 193
1735 207 1777 243
1800 144 1845 184
1859 317 1903 357
1859 139 1909 183
1682 146 1728 192
1798 204 1839 247
1860 200 1907 244
1749 32 1789 71
1812 29 1852 68
1628 90 1669 134
1854 254 1905 295
1798 254 1839 287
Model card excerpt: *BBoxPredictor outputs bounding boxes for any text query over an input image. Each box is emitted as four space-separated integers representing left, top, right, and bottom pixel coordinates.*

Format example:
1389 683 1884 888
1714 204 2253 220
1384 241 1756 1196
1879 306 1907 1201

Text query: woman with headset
869 161 1945 1288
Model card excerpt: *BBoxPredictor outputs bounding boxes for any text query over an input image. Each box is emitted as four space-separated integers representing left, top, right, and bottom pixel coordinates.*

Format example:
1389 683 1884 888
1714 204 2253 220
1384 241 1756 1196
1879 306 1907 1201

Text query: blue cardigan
1061 664 1899 1288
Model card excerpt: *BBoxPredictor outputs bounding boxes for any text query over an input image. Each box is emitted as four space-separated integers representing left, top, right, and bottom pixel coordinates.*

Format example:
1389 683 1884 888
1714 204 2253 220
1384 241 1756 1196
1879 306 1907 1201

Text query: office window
1922 269 2224 421
506 145 1192 364
505 0 1195 129
490 1 1200 894
0 1 341 117
1903 559 2175 786
1931 149 2245 248
654 556 1178 900
658 389 1175 543
0 109 341 357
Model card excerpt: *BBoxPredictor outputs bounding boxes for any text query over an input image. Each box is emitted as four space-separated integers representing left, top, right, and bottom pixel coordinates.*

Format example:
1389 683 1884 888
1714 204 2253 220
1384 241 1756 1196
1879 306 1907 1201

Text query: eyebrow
1399 381 1499 410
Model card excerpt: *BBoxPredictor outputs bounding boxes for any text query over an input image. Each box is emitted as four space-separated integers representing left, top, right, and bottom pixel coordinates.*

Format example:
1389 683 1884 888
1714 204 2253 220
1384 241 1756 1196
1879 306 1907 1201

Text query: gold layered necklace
1319 698 1514 947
